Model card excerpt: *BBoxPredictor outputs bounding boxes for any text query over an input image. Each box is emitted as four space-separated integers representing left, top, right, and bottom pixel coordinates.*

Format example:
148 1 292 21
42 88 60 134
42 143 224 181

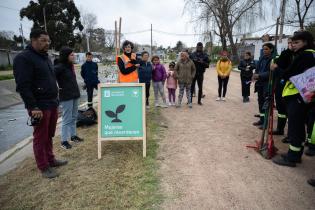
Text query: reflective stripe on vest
311 123 315 144
282 49 315 97
116 53 138 83
289 145 301 152
278 113 287 119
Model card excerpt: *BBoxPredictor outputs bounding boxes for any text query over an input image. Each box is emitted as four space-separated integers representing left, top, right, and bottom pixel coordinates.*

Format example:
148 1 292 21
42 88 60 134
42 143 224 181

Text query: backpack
76 107 97 127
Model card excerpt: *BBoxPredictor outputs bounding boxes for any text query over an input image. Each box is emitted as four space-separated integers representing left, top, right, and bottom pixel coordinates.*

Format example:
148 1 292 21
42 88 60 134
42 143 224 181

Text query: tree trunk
227 30 239 63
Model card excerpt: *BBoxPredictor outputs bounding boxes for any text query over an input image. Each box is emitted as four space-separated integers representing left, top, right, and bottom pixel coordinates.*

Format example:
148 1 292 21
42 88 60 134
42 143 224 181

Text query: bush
0 64 13 71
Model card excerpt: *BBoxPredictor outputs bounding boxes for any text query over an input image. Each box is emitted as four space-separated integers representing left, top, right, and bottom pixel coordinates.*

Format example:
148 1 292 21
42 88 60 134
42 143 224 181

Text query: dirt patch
158 68 315 210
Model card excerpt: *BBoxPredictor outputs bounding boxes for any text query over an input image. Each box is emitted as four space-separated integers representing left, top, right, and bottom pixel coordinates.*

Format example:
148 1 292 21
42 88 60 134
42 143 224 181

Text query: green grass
0 105 165 210
0 74 14 80
0 64 13 71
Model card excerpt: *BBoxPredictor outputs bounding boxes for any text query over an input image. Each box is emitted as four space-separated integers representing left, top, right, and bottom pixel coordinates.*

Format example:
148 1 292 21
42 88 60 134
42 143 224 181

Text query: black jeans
145 83 150 106
240 76 251 97
191 73 204 103
275 80 287 116
217 76 229 97
86 84 97 107
285 95 310 159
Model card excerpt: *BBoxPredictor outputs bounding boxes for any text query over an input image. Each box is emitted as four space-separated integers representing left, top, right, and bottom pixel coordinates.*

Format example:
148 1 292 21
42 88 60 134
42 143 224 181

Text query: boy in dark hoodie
81 52 100 107
138 51 153 108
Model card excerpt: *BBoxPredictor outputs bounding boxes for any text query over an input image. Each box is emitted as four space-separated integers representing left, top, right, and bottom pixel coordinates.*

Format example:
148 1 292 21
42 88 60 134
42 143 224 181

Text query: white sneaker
216 97 221 101
160 103 168 108
221 97 226 101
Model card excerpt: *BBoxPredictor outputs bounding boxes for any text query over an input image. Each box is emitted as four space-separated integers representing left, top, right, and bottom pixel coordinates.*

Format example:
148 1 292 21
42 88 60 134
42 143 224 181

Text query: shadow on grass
0 105 166 210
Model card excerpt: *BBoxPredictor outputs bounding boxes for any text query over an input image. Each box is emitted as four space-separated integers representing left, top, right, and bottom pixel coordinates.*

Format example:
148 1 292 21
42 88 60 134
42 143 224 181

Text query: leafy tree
0 31 15 49
20 0 84 50
173 41 185 53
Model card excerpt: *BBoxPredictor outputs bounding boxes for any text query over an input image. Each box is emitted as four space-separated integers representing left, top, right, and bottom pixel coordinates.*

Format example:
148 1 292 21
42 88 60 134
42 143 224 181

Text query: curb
0 97 98 164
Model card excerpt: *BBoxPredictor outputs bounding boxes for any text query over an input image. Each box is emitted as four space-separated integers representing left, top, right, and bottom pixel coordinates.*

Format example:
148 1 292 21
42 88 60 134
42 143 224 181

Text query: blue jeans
60 99 78 142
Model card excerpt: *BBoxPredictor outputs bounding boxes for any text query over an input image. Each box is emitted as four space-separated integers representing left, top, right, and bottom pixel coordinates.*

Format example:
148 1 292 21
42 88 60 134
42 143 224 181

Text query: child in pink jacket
166 62 177 106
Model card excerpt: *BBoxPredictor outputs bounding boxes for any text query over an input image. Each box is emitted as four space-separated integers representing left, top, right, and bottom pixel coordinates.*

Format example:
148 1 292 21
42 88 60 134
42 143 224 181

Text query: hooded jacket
174 58 196 84
55 63 80 101
138 60 153 84
81 61 99 86
152 63 167 82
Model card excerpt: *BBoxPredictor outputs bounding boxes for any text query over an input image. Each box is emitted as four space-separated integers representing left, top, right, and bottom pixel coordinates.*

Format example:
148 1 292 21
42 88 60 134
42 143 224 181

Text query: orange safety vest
116 53 139 83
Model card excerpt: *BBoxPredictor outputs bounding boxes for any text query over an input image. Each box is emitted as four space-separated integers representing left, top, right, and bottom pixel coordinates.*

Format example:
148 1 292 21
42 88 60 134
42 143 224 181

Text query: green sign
99 84 144 138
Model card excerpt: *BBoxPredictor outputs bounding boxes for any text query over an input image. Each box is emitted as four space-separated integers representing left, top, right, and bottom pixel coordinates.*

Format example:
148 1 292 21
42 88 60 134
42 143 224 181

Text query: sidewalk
0 79 22 109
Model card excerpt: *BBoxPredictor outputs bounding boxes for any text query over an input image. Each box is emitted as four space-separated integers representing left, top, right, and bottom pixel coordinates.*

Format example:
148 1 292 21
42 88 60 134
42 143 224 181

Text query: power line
0 5 20 11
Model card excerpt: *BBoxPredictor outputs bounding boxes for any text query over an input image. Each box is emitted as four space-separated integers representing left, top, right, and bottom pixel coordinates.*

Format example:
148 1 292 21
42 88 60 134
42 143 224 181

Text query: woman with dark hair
55 47 83 149
272 31 315 167
116 40 139 83
252 43 274 128
238 51 255 102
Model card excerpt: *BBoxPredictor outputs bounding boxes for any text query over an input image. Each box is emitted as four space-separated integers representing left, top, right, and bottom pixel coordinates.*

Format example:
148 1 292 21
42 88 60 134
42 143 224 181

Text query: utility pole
86 32 90 52
114 21 118 56
150 24 153 56
118 17 122 52
275 17 280 54
279 0 287 43
43 7 47 32
19 23 25 49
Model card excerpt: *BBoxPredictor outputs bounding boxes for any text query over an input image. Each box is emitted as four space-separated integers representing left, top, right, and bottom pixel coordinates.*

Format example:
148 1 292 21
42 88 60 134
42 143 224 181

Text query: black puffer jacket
190 51 210 75
238 58 255 80
55 63 80 101
13 45 58 110
283 47 315 81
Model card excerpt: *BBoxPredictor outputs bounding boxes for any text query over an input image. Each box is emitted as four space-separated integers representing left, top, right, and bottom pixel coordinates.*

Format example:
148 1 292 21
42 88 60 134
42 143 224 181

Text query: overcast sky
0 0 303 48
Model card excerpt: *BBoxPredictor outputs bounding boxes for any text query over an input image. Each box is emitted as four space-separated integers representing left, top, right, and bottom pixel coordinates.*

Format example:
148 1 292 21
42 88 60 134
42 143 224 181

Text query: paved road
0 65 111 155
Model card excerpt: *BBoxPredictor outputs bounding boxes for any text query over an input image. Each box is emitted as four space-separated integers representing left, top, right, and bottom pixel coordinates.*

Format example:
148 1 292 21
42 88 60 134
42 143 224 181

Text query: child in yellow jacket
216 52 232 101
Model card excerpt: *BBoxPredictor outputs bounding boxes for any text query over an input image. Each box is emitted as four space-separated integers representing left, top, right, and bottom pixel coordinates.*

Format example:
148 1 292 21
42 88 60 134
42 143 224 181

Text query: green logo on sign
105 104 126 123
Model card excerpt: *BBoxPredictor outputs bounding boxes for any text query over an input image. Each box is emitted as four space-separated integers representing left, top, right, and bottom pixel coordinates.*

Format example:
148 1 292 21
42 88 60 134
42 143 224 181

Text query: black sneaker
61 141 72 149
253 120 263 126
305 148 315 156
272 155 297 167
71 135 84 143
281 136 290 144
42 167 59 179
307 179 315 187
50 159 68 167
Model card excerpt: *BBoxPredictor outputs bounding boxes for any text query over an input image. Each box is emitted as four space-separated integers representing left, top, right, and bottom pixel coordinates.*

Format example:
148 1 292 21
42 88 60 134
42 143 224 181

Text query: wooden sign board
98 83 146 158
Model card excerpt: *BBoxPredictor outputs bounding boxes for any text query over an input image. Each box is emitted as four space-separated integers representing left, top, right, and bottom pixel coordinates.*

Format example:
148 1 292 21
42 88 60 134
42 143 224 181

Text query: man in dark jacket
13 29 67 179
190 42 210 105
138 51 153 108
81 52 99 107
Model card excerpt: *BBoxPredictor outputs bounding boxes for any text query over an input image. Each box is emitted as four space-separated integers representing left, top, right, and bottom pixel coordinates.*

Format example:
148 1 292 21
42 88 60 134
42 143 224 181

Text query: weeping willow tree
185 0 264 61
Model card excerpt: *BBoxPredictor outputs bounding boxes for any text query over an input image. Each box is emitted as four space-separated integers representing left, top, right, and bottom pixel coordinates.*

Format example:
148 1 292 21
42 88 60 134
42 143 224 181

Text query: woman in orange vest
216 51 232 101
116 40 140 83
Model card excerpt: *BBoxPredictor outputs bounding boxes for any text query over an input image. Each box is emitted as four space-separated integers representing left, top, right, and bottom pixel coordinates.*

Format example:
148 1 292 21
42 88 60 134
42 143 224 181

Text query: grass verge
0 74 14 81
0 106 165 210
